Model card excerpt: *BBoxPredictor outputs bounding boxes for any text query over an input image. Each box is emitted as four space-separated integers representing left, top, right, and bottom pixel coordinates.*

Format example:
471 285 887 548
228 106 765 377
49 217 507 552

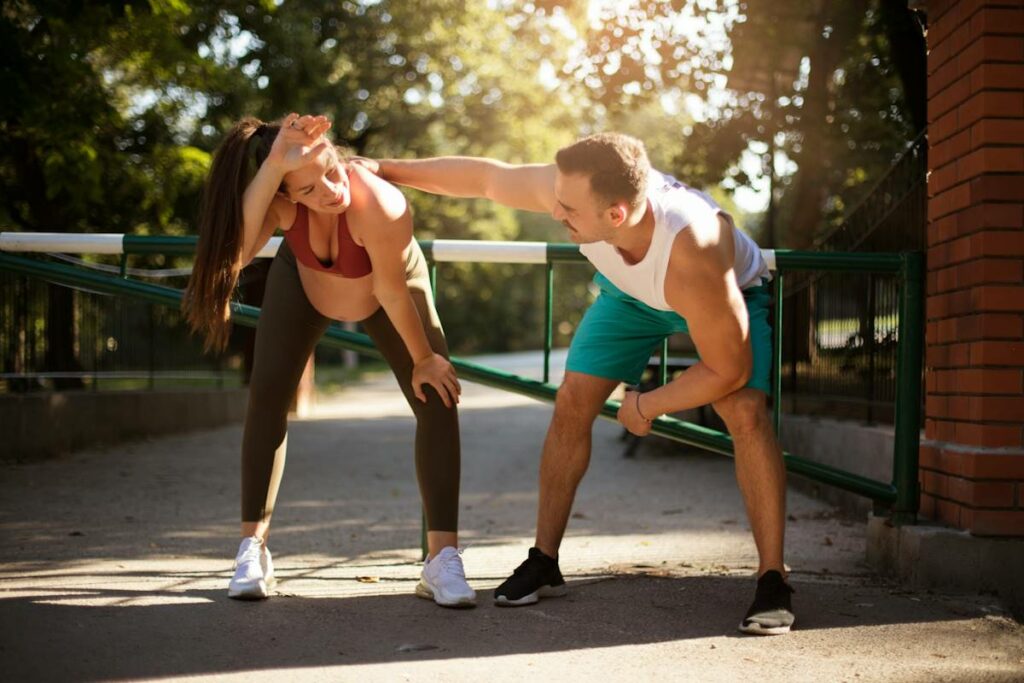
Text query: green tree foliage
0 1 226 236
1 1 225 383
562 0 923 248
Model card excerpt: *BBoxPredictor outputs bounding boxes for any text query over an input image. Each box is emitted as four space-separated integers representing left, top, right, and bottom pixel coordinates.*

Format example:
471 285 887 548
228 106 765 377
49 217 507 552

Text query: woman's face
283 147 351 214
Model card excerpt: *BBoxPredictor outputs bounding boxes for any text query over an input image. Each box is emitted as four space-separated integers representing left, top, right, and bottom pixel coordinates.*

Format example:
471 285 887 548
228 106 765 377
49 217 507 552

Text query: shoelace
435 548 467 579
234 540 263 570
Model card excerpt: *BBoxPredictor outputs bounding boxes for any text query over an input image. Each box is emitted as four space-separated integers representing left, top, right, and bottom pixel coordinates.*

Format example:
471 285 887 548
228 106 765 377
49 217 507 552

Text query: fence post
865 273 877 425
773 273 784 435
544 263 553 384
659 338 669 386
148 306 156 390
892 252 924 524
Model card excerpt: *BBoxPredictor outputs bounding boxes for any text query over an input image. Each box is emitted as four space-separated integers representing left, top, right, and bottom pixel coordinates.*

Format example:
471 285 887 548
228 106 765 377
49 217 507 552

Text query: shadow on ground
5 573 1018 682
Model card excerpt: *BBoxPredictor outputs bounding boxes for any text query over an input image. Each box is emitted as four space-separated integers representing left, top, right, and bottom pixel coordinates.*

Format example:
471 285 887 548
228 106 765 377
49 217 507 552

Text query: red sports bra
283 204 373 278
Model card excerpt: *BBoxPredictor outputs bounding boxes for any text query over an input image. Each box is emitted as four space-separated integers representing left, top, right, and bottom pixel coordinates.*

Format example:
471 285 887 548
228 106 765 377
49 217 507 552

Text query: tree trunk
45 286 84 389
881 1 927 134
786 1 867 248
11 137 86 389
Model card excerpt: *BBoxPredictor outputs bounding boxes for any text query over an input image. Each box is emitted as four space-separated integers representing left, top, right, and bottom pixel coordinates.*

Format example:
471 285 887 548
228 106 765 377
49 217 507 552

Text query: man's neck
609 200 655 265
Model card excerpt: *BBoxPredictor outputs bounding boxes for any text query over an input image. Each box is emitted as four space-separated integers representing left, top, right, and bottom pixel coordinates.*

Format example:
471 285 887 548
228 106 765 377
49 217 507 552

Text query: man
369 133 794 635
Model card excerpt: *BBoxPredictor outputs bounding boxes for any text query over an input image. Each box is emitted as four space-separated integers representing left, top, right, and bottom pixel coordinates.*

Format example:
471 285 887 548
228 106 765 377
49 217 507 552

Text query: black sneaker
494 547 567 606
739 570 795 635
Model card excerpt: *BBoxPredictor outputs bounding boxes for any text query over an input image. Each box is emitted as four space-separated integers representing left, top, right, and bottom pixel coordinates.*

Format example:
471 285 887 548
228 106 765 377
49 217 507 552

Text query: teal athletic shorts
565 272 773 394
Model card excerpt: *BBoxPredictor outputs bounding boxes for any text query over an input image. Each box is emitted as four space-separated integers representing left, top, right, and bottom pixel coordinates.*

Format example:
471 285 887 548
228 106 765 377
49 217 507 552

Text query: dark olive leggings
241 240 460 531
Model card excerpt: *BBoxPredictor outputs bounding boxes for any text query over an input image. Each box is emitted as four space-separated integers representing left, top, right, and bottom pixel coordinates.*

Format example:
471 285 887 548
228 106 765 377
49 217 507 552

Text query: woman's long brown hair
183 117 278 352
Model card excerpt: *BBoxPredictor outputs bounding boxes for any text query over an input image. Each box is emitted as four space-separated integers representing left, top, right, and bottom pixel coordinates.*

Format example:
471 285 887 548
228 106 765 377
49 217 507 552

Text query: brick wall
923 0 1024 536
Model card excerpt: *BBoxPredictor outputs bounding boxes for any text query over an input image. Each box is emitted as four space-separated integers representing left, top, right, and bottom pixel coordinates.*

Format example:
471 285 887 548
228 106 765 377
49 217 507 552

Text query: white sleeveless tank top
579 170 771 311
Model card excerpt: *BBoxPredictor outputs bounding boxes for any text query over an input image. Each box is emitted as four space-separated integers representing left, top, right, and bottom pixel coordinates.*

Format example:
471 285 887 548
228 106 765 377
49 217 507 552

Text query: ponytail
183 117 278 352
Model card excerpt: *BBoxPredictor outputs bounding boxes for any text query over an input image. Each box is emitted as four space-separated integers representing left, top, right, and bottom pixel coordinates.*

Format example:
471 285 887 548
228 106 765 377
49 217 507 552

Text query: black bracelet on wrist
635 391 652 422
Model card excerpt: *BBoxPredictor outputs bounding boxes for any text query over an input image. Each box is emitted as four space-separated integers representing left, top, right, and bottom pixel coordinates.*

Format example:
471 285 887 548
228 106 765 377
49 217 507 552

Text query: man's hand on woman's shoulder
347 156 381 175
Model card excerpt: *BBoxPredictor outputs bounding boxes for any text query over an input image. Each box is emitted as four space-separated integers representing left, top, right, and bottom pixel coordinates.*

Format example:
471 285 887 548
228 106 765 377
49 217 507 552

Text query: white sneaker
228 536 275 600
416 546 476 608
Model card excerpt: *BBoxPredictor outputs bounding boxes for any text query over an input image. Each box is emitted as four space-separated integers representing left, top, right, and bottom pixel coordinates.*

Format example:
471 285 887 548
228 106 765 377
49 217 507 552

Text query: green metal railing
0 234 924 523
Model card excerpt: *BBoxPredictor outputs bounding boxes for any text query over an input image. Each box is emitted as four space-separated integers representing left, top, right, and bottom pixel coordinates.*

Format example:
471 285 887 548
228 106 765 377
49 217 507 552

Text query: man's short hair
555 133 650 209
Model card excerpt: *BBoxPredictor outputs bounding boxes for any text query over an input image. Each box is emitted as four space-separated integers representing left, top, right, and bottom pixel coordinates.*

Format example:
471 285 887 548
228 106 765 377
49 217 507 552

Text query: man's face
551 171 621 245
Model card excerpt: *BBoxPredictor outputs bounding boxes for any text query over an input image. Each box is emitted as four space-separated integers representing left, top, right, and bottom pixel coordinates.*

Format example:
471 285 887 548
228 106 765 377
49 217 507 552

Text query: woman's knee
245 363 305 423
409 387 459 423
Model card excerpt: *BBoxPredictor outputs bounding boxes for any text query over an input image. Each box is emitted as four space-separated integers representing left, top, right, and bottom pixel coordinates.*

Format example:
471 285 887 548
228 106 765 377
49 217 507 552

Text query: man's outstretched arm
377 157 557 214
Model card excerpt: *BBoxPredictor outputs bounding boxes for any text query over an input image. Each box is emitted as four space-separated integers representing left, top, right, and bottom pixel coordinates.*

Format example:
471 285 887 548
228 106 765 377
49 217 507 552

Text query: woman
184 114 474 607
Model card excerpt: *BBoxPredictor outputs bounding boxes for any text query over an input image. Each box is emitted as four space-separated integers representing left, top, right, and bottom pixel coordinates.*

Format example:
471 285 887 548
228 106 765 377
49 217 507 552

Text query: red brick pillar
922 0 1024 536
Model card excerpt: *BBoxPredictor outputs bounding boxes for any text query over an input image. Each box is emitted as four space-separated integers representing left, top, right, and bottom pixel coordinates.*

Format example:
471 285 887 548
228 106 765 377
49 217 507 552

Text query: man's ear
608 202 628 226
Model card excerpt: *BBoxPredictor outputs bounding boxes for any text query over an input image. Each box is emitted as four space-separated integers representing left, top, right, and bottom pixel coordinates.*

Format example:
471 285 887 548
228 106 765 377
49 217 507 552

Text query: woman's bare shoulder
347 162 408 221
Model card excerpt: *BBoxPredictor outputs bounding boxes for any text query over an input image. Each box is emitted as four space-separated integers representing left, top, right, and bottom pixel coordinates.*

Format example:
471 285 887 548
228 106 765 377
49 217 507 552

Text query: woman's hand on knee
412 353 461 408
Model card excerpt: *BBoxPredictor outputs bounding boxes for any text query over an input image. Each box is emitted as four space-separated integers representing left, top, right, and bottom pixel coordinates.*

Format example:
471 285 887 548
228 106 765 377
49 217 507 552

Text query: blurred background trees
1 0 925 360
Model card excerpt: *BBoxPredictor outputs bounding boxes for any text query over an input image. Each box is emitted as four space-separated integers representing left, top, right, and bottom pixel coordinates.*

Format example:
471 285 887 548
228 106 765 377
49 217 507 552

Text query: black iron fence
778 133 926 425
0 265 242 392
4 255 916 430
779 273 902 424
815 132 928 253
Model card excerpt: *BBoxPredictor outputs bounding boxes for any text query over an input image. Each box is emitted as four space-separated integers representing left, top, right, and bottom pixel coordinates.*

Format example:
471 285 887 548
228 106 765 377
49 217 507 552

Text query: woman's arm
240 163 287 266
240 114 331 265
348 164 461 407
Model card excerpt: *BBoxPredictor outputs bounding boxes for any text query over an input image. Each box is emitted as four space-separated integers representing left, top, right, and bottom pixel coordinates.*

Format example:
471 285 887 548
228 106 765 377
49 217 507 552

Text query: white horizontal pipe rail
429 239 550 264
0 232 126 254
0 231 778 270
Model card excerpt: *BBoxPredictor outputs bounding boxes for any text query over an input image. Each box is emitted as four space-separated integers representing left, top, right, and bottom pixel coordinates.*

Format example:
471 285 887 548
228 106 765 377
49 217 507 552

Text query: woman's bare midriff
297 264 380 321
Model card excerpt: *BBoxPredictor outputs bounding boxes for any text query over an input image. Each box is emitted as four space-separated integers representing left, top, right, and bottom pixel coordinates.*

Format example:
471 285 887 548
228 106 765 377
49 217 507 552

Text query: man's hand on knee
618 389 654 436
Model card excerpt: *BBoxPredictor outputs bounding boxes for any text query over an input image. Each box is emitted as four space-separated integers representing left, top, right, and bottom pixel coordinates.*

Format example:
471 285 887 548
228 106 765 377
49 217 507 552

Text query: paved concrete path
2 356 1022 681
